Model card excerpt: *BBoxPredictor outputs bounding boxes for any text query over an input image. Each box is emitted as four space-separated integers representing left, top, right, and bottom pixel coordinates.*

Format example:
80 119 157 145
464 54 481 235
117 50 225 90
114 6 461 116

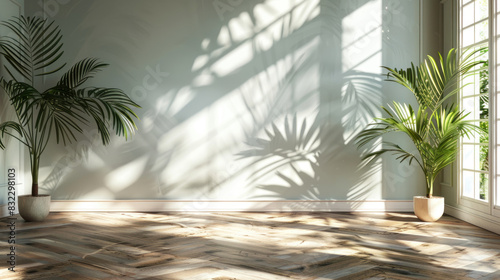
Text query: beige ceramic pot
413 196 444 222
18 195 51 222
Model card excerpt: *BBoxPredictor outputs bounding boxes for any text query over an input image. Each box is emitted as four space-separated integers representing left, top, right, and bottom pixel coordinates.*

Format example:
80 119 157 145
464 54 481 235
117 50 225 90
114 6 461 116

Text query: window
459 0 490 205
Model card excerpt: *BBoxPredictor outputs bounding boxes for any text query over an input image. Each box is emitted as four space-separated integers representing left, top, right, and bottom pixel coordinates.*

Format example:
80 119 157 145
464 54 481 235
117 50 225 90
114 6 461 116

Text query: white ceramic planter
413 196 444 222
18 195 51 222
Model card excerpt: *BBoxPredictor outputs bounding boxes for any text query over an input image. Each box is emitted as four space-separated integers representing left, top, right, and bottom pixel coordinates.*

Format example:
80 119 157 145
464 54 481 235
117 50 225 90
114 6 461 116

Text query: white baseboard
445 205 500 235
49 200 414 212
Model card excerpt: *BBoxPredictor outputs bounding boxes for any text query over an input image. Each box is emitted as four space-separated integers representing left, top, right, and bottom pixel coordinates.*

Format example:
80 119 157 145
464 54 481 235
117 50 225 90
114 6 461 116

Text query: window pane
480 173 488 200
475 0 488 22
476 21 489 42
480 97 489 119
463 96 480 120
463 171 486 200
497 10 500 31
462 144 477 170
463 25 475 46
479 123 489 171
463 2 475 27
463 170 476 197
463 74 476 97
479 121 488 143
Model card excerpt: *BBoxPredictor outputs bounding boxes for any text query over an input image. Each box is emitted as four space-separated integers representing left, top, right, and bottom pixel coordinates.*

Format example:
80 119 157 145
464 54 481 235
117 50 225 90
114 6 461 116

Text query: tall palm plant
0 16 140 197
356 48 486 198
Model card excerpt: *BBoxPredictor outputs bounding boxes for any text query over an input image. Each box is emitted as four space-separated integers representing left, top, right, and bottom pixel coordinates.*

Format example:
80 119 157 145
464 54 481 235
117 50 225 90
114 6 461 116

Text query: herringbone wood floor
1 212 499 279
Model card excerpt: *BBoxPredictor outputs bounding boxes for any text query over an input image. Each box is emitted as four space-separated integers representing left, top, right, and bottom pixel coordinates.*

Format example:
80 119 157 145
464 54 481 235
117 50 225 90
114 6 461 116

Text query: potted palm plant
356 48 486 222
0 16 141 222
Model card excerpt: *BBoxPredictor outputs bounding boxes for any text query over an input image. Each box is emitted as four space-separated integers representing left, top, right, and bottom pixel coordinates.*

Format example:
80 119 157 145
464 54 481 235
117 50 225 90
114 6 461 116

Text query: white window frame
458 0 494 215
492 0 500 218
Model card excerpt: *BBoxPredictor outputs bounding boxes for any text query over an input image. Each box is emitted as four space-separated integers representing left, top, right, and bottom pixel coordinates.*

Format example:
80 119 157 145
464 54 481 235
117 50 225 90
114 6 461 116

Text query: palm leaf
73 87 140 145
383 48 486 114
58 58 108 89
0 121 24 149
0 15 65 84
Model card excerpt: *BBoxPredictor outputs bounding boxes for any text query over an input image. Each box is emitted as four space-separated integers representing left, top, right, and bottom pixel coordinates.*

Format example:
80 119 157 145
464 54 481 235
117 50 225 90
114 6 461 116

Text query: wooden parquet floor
1 212 499 280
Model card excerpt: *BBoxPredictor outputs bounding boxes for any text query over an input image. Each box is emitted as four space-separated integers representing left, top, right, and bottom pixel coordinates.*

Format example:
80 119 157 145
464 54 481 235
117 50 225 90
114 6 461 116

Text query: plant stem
427 176 433 198
32 183 38 197
31 152 39 196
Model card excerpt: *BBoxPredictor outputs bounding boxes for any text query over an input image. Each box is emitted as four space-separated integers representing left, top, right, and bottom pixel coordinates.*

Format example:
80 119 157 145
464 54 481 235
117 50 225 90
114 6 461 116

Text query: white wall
23 0 425 207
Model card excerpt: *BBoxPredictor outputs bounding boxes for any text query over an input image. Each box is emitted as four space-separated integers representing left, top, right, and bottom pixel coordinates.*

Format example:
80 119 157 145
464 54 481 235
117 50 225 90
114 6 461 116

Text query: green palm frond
0 121 24 149
0 16 65 84
58 58 108 89
4 80 85 145
383 48 486 113
357 102 423 167
73 87 140 145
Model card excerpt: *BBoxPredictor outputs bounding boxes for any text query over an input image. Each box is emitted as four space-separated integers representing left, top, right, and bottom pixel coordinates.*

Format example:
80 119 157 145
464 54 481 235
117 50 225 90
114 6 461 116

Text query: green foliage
356 48 486 197
478 51 489 200
0 16 141 196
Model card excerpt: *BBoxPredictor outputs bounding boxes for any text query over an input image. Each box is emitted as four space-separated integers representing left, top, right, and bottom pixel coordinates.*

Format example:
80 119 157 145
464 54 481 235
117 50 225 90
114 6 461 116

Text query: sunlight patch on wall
341 0 382 145
158 87 195 116
252 0 320 52
228 12 254 42
105 155 149 192
191 55 210 72
342 0 382 72
254 0 319 31
211 41 254 77
206 0 319 78
143 87 195 134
